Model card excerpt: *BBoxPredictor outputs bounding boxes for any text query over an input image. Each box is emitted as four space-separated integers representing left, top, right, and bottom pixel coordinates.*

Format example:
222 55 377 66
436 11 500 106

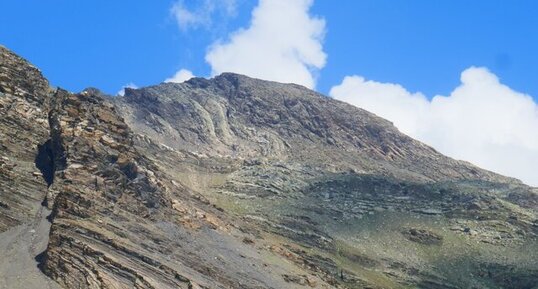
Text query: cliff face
0 45 52 231
1 45 537 289
0 45 62 289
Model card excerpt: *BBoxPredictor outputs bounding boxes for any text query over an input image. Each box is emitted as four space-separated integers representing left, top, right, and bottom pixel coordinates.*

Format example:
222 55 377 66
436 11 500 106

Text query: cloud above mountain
205 0 327 89
168 0 326 89
164 69 194 83
331 67 538 186
167 0 235 85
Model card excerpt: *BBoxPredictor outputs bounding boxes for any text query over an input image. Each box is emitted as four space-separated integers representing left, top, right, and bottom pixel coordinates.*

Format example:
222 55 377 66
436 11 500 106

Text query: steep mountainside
1 45 538 289
0 45 61 289
116 75 516 184
114 74 538 289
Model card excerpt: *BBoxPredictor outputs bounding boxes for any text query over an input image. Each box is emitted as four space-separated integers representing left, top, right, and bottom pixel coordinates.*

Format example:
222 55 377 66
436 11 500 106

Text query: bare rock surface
0 45 61 289
1 45 537 289
115 73 538 289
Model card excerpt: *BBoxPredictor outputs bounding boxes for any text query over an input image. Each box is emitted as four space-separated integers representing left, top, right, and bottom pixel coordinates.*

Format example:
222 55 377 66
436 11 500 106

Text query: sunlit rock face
1 45 537 289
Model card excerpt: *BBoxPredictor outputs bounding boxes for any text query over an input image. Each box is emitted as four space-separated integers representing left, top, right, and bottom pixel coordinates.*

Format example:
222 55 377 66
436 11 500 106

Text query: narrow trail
0 204 61 289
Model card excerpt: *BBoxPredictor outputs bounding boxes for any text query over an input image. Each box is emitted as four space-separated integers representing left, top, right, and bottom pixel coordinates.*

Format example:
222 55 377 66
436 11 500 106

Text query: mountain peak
116 71 515 184
1 45 537 289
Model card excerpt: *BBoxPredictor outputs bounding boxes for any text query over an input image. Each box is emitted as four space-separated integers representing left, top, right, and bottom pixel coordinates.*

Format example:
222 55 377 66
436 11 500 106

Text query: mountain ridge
116 72 520 185
1 45 537 289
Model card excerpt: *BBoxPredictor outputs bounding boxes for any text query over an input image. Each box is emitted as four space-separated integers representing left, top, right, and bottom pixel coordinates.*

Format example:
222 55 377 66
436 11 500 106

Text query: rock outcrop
1 45 537 289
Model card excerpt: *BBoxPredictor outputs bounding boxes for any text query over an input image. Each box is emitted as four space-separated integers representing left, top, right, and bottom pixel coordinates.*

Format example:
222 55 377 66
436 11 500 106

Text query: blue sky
1 1 536 97
315 0 538 97
1 0 538 186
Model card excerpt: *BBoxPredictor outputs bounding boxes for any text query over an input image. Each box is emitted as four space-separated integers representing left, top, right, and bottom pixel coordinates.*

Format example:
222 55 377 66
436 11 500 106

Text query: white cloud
117 82 138 96
330 67 538 186
165 69 195 83
171 0 237 30
330 76 430 135
205 0 326 89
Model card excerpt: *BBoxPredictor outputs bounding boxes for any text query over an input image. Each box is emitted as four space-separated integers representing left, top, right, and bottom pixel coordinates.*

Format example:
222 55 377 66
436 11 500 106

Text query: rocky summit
0 45 537 289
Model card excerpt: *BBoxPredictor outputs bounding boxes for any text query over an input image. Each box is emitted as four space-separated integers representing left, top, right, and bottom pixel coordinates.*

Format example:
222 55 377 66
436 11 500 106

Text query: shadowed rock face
1 45 538 289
